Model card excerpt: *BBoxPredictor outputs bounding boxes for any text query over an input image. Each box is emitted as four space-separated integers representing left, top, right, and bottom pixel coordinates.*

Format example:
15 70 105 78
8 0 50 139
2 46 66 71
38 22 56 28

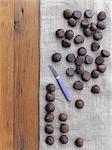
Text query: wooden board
0 1 14 149
0 0 40 149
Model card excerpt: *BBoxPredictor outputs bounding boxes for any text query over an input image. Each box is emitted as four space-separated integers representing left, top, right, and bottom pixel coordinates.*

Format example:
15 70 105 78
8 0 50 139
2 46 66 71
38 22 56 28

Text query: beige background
40 0 112 150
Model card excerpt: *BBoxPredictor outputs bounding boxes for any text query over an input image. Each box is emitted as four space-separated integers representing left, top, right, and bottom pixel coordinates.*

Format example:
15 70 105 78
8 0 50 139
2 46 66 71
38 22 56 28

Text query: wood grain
14 0 39 150
0 0 40 150
0 1 14 150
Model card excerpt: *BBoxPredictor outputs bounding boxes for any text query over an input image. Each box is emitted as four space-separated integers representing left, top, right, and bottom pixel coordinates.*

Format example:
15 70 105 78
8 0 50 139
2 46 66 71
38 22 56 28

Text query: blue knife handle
56 76 72 102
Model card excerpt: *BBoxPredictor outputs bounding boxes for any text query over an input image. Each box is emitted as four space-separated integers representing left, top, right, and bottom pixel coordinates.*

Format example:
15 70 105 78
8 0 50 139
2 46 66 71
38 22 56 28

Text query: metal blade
49 65 59 78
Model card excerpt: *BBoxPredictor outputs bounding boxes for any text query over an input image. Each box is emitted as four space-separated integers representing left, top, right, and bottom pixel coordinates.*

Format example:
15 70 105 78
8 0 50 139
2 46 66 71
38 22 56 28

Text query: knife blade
49 65 72 102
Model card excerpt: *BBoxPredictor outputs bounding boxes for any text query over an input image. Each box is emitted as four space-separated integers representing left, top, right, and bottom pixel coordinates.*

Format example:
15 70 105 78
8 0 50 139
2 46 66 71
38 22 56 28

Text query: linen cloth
40 0 112 149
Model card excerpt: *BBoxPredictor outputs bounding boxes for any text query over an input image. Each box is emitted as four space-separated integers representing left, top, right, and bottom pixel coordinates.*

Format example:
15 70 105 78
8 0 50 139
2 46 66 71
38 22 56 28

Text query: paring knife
49 65 72 102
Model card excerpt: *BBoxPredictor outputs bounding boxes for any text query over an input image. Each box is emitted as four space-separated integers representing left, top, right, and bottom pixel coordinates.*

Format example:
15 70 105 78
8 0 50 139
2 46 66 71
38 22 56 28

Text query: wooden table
0 0 39 149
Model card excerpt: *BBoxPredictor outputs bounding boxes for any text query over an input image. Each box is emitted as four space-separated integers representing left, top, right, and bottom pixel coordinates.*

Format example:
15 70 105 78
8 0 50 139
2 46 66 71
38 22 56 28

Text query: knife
49 65 72 102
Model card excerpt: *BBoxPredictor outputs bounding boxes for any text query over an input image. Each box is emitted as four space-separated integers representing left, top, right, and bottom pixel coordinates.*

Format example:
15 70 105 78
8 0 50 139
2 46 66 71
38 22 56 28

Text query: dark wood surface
0 0 40 149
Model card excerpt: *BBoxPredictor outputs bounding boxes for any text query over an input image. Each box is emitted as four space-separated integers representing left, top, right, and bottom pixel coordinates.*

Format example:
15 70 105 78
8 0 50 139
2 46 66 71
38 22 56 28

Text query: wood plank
0 1 14 150
14 0 40 150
